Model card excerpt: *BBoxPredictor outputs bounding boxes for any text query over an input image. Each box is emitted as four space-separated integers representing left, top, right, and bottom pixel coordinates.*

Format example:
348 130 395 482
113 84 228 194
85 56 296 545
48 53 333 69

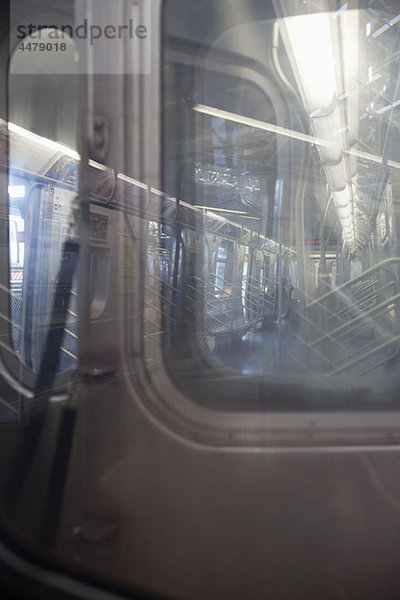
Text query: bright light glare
333 187 355 246
341 10 359 84
193 104 332 148
282 12 336 111
8 122 79 160
88 159 109 171
194 206 248 215
280 10 358 249
8 185 25 198
117 172 147 190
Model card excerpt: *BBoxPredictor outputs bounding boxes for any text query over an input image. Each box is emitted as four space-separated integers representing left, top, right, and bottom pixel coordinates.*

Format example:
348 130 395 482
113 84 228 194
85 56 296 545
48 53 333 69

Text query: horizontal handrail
60 346 77 360
310 293 400 346
146 271 180 293
144 285 181 310
334 304 397 342
330 324 398 369
206 297 232 311
242 274 264 284
326 334 400 376
206 301 233 319
209 282 233 297
306 257 400 309
206 314 231 329
185 281 230 301
208 273 233 288
184 292 232 325
350 281 376 297
143 301 178 325
144 314 169 330
355 349 399 377
205 287 232 301
327 282 394 321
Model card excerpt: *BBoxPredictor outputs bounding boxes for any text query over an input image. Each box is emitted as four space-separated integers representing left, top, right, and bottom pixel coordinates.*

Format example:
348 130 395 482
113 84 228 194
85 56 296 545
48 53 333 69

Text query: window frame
119 0 400 448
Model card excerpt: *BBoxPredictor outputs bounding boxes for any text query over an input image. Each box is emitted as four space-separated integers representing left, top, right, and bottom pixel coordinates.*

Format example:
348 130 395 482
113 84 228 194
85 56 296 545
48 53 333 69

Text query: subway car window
162 0 400 407
7 28 79 374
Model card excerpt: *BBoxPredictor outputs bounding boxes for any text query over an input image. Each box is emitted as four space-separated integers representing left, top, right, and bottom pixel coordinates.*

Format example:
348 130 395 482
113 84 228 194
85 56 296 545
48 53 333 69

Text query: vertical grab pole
275 178 283 368
295 147 311 363
77 11 92 374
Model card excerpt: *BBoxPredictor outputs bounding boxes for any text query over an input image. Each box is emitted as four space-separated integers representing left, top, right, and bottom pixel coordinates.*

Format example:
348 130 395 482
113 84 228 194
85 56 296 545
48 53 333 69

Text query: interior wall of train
2 0 400 599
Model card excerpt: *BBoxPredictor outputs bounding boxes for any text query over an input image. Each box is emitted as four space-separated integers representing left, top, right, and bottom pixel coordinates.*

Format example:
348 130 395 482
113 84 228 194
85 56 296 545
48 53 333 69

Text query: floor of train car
227 323 306 376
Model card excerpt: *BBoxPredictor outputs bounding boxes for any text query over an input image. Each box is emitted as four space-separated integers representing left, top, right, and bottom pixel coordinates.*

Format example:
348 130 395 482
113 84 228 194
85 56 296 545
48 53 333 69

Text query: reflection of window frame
163 30 288 365
192 69 278 237
2 17 79 392
154 1 398 445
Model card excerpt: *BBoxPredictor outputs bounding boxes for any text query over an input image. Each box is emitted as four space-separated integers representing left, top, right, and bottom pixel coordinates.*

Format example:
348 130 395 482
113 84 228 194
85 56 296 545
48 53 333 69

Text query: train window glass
7 28 78 373
217 246 227 260
9 204 25 351
162 0 400 407
214 245 227 291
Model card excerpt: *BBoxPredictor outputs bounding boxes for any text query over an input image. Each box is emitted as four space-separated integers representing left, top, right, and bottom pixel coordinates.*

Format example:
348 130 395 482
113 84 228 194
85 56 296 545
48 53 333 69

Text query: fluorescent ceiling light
341 9 359 83
88 159 109 171
281 12 336 111
345 147 400 171
150 187 164 196
194 205 248 214
193 104 332 148
7 122 189 196
8 122 79 160
117 172 147 190
279 9 361 250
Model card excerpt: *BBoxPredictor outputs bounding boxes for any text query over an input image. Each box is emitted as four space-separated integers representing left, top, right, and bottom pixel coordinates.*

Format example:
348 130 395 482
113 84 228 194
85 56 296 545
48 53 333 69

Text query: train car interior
2 1 400 599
